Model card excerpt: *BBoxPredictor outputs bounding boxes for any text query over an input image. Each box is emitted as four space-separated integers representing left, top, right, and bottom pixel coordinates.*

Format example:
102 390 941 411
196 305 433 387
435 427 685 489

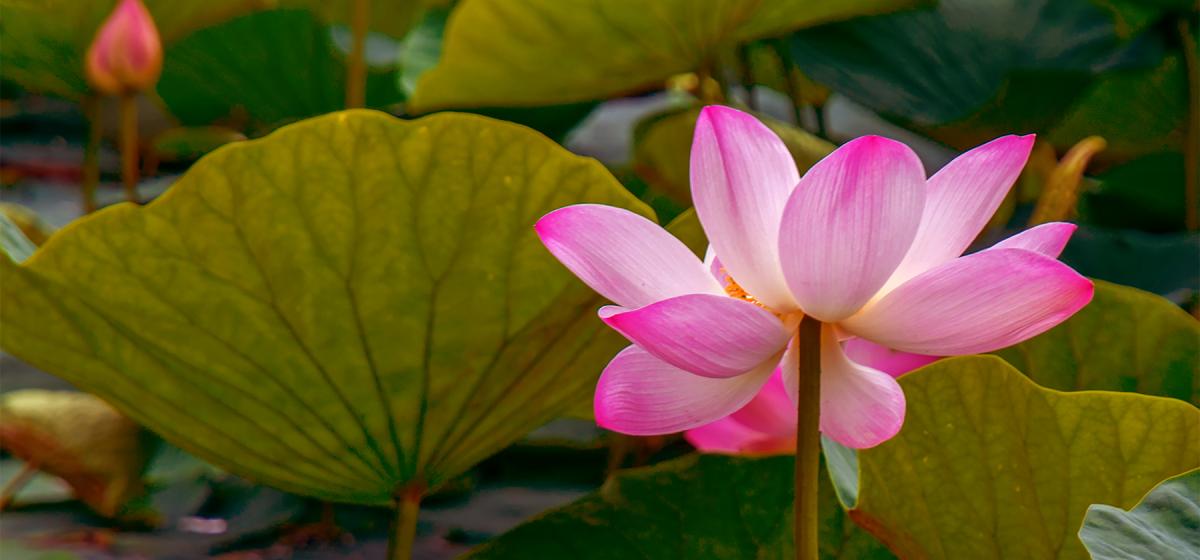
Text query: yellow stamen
723 271 767 308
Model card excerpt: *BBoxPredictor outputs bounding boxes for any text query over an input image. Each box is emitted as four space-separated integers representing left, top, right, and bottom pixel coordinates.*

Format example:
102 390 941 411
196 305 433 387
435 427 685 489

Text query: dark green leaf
1080 152 1188 232
156 10 404 132
1059 229 1200 302
464 454 894 560
788 0 1179 158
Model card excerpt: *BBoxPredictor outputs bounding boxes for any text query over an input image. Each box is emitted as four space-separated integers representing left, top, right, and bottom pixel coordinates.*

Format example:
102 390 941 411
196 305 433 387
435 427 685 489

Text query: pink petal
536 204 722 309
820 324 907 449
703 245 730 287
690 106 799 311
601 294 792 378
684 372 797 455
841 248 1094 355
779 338 801 405
728 370 794 437
843 338 939 378
778 136 926 321
595 346 776 435
683 416 765 454
885 135 1035 291
684 418 795 455
986 222 1076 258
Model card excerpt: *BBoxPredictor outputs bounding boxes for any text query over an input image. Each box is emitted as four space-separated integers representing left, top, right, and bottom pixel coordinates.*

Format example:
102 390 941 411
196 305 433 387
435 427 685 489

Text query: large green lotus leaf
0 0 261 100
156 9 403 131
632 106 835 206
407 0 923 111
0 110 645 505
788 0 1178 160
847 356 1200 559
396 7 600 142
464 453 894 560
994 280 1199 405
1079 468 1200 559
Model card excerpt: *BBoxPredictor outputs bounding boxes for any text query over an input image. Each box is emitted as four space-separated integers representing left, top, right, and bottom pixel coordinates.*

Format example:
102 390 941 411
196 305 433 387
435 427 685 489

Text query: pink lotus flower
536 106 1092 449
85 0 162 95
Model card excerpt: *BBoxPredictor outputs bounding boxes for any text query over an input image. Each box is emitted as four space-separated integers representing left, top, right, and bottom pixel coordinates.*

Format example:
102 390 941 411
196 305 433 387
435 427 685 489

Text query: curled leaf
0 390 151 518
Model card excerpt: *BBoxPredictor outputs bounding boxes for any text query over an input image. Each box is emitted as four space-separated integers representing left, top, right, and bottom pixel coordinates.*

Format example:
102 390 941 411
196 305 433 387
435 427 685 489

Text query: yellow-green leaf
0 390 151 518
633 105 834 205
850 356 1200 559
408 0 923 111
0 110 645 505
994 280 1199 405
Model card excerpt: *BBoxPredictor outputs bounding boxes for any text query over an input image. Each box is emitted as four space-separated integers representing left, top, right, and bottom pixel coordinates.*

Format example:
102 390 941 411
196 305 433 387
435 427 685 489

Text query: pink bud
85 0 162 95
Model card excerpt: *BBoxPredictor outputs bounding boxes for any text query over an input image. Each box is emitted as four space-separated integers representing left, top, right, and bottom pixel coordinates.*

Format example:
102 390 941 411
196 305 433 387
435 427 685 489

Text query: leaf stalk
387 485 422 560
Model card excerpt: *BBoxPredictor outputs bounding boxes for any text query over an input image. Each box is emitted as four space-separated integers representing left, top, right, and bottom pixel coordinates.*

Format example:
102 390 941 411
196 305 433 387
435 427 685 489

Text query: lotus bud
85 0 162 95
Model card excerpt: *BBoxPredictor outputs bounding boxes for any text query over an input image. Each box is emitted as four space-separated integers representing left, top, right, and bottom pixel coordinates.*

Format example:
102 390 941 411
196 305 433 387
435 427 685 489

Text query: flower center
722 271 800 327
723 273 768 309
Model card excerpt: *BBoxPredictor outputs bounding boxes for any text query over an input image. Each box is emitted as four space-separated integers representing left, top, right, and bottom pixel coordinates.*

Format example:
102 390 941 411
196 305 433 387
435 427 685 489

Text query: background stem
736 43 758 111
118 94 139 203
346 0 370 109
81 95 102 214
387 485 422 560
770 40 807 128
795 317 822 560
0 462 39 510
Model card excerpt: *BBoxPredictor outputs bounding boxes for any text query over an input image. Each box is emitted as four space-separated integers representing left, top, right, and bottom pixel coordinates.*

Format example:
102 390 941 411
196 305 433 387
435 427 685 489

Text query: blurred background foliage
1 0 1197 557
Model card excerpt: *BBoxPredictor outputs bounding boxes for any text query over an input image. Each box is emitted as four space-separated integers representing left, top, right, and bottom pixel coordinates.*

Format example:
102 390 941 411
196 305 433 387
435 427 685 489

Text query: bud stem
795 316 822 560
119 93 140 204
346 0 370 109
82 95 102 214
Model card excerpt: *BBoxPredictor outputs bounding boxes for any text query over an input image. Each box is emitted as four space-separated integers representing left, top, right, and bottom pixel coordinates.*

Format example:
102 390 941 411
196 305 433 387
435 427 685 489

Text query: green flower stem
388 485 422 560
81 95 102 214
118 93 139 203
346 0 370 109
795 316 822 560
